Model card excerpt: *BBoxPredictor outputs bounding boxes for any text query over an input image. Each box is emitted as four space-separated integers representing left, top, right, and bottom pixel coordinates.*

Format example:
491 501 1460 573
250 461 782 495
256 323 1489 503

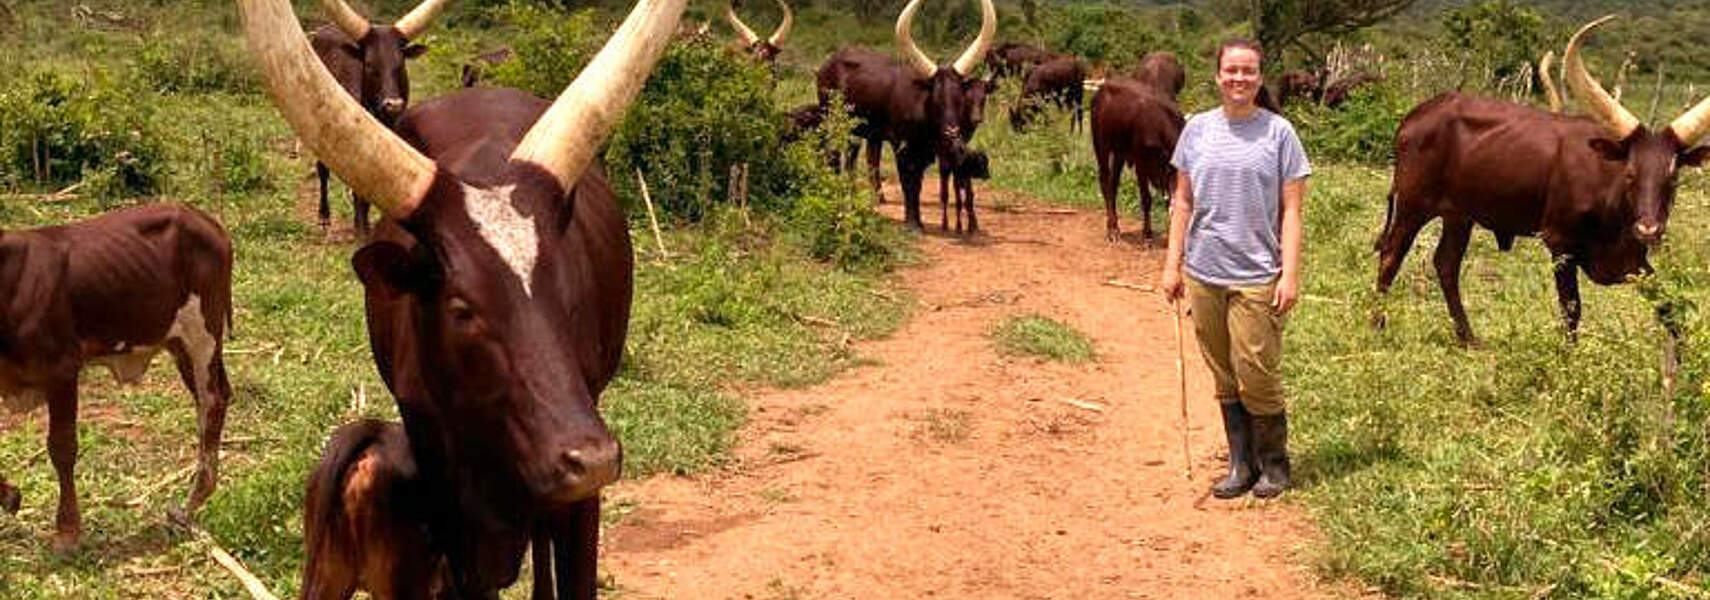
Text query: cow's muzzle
1635 222 1663 244
544 437 622 505
380 98 406 119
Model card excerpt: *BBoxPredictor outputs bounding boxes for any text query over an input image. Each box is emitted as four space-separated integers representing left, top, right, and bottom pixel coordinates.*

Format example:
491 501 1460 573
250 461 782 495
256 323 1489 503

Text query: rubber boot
1251 411 1291 499
0 482 18 514
1211 401 1258 498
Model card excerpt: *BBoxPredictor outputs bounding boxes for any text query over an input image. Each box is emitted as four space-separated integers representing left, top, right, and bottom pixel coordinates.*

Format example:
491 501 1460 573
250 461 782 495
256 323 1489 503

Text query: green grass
990 313 1097 363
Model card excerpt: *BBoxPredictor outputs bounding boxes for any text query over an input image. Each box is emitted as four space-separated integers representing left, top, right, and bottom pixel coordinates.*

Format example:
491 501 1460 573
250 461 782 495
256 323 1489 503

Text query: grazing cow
301 419 451 599
947 149 990 234
1273 69 1321 106
724 0 791 64
459 47 513 88
1375 16 1710 345
1090 76 1184 242
1012 55 1084 133
1132 52 1184 100
816 0 996 231
309 0 447 237
0 203 232 553
1319 71 1382 108
239 0 680 596
987 41 1051 80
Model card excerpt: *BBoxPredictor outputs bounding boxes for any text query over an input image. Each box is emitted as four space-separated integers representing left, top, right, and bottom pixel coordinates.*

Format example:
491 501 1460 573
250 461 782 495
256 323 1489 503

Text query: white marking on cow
94 346 161 384
165 293 219 404
463 183 540 297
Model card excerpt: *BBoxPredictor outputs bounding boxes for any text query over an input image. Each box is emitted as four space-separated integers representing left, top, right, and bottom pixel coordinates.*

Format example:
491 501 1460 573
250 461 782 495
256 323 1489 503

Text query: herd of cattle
1 0 1708 598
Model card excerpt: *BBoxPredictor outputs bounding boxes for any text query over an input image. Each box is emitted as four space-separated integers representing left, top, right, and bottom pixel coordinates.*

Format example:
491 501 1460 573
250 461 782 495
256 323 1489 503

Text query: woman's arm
1161 169 1194 303
1273 177 1307 314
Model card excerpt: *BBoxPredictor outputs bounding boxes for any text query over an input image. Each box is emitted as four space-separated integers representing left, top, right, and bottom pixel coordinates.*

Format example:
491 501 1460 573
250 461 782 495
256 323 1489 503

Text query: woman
1160 38 1310 499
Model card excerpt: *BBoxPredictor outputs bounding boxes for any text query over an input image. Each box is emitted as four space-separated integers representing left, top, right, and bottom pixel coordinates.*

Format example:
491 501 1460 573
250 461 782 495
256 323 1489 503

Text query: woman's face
1216 47 1262 108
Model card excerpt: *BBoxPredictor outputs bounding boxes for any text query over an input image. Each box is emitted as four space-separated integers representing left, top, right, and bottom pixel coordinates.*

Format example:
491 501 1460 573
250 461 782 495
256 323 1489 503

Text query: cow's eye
447 297 476 322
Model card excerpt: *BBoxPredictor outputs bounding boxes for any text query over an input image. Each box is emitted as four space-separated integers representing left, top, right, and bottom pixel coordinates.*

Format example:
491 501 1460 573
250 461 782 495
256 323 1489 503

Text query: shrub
0 68 165 198
990 314 1095 363
1293 80 1411 164
131 33 258 95
479 2 602 99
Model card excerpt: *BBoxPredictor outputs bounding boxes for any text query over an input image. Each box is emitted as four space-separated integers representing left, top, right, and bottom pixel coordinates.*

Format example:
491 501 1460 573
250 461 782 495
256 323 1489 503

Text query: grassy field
4 0 1710 598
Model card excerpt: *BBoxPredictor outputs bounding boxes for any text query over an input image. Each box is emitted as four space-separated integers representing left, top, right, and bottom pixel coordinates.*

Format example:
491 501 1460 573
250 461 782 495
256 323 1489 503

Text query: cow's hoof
0 485 19 514
904 221 924 234
167 506 194 530
1369 310 1387 330
51 530 81 556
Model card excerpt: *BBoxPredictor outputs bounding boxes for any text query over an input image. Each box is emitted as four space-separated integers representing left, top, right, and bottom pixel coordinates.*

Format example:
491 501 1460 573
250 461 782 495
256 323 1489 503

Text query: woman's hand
1272 273 1298 315
1161 267 1184 305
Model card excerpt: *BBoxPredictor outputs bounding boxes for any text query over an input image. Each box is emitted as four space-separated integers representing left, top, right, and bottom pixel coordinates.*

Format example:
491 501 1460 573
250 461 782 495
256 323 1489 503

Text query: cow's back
51 204 231 348
817 48 914 127
1092 78 1181 154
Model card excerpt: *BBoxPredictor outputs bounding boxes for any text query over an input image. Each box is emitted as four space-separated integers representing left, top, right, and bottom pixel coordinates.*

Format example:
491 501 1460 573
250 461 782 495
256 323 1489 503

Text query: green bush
479 1 603 99
1294 81 1411 164
131 33 258 95
0 69 165 198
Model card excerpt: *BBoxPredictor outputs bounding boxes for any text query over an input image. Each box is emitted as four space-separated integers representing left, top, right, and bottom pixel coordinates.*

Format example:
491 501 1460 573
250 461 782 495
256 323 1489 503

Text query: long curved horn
724 1 760 46
1539 51 1561 114
244 0 436 218
766 0 792 47
511 0 686 195
894 0 935 79
394 0 451 39
951 0 996 77
320 0 371 40
1667 94 1710 148
1564 15 1639 139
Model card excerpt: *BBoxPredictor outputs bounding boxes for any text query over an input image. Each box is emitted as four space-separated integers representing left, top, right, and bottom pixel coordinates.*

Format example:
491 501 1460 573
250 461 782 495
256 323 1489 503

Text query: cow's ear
1680 145 1710 168
1588 138 1628 161
353 241 424 298
403 44 429 59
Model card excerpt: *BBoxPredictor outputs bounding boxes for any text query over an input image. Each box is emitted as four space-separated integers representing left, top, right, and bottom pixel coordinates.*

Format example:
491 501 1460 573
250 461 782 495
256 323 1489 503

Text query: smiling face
1216 46 1262 111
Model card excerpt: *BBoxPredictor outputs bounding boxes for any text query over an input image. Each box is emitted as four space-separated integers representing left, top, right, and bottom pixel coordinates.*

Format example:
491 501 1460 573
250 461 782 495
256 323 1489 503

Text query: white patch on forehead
463 184 540 297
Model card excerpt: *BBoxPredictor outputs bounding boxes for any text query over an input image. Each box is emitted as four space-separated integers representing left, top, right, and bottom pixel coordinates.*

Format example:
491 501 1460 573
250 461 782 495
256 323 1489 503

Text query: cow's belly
87 345 164 385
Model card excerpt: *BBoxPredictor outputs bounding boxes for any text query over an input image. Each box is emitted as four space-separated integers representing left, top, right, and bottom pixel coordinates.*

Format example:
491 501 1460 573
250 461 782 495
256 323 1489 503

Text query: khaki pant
1185 274 1286 416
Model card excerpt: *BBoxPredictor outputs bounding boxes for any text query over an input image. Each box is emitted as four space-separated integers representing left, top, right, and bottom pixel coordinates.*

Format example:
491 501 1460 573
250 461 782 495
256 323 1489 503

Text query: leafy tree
1236 0 1416 63
1441 0 1544 80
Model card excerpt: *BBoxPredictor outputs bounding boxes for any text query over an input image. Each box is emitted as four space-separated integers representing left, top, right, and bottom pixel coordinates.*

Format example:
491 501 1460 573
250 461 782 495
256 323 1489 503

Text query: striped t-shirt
1170 107 1311 286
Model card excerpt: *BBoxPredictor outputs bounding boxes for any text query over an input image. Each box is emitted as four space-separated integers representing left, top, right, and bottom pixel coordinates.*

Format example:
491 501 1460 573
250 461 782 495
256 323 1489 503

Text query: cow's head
725 0 790 64
896 0 996 165
1566 15 1710 245
322 0 445 123
242 0 680 508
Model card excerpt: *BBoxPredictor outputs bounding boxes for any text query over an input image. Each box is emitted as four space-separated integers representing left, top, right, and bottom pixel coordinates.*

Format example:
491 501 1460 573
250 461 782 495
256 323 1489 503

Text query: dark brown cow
816 0 996 232
947 149 990 234
301 419 450 599
1091 76 1184 241
725 0 791 64
1320 71 1382 108
1375 16 1710 345
310 0 447 237
987 41 1051 80
460 47 514 88
1133 52 1184 100
1273 69 1321 106
0 203 232 553
1012 55 1084 133
240 0 680 596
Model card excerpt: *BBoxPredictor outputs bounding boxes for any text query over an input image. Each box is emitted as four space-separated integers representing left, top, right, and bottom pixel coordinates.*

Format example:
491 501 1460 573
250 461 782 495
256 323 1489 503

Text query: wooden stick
200 529 281 600
1103 279 1154 292
634 169 668 258
1054 397 1105 413
1172 299 1192 481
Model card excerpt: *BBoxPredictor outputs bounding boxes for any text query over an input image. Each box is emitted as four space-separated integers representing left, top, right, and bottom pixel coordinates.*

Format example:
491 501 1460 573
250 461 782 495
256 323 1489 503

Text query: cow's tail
1375 187 1396 253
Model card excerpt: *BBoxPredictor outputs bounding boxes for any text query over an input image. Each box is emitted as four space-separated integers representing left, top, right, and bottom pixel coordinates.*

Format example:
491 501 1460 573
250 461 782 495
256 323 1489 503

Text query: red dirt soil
602 178 1331 599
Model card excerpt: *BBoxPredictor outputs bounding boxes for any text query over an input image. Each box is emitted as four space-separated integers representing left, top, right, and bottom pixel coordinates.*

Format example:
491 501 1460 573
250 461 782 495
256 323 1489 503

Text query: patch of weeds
909 408 973 444
990 314 1096 363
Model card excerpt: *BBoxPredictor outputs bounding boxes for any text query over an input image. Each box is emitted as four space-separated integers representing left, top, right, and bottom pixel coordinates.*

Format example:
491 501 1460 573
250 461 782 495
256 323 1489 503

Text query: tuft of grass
990 314 1096 363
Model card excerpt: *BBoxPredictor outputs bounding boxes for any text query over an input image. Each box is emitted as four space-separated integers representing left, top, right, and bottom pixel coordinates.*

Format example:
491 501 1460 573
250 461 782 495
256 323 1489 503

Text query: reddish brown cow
987 41 1051 80
301 419 450 599
240 0 680 596
1375 16 1710 345
1273 69 1321 106
948 149 990 234
724 0 791 64
816 0 996 232
1012 56 1084 133
310 0 447 237
1091 76 1184 241
1320 71 1382 108
460 47 514 88
0 203 232 553
1133 52 1184 100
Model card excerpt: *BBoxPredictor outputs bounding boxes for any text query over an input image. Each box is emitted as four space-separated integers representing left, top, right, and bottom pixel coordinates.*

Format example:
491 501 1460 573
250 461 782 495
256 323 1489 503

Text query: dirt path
602 178 1328 599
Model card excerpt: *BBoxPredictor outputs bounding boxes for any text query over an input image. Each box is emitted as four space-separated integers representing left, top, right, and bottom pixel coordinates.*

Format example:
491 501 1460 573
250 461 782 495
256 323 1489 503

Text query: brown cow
301 419 451 599
1012 55 1084 133
310 0 448 237
947 149 990 234
1320 71 1382 108
240 0 678 596
1091 76 1184 242
725 0 791 64
0 203 232 553
1273 69 1321 106
1133 52 1184 100
460 47 513 88
986 41 1051 80
816 0 996 231
1375 16 1710 345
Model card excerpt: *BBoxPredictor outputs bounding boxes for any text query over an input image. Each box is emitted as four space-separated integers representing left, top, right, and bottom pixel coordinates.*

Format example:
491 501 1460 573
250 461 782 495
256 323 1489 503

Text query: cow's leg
1135 160 1156 243
45 377 80 553
1552 253 1583 340
164 296 231 526
553 496 601 600
353 196 372 238
532 529 555 600
317 161 332 233
938 160 952 231
866 137 885 204
1433 218 1477 346
965 180 979 234
1096 148 1121 242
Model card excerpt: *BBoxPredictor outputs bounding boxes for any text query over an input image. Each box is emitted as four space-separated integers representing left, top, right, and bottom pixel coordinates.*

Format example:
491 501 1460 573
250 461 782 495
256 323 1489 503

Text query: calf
946 149 990 234
301 419 450 600
0 203 232 552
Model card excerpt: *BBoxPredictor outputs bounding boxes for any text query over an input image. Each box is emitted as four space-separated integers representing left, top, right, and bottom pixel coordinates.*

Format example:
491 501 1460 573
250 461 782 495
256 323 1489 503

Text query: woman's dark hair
1214 37 1281 113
